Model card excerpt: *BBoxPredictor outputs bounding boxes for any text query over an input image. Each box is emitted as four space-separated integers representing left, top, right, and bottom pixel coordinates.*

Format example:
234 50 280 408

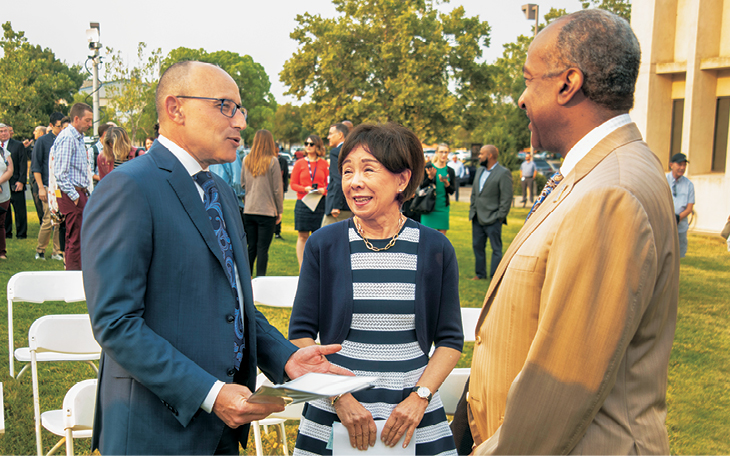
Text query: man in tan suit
463 9 679 454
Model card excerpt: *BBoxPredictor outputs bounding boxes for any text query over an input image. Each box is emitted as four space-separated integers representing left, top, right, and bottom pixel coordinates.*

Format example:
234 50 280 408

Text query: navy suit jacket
6 138 27 190
324 143 348 215
82 143 297 455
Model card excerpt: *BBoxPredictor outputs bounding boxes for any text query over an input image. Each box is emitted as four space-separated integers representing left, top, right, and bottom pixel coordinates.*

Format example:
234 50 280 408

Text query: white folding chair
251 276 299 308
40 378 97 456
0 382 5 435
28 315 101 456
460 307 481 343
439 368 470 418
7 271 87 378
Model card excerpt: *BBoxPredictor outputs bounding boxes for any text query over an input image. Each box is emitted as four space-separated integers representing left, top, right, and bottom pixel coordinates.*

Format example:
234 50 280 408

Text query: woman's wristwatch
411 385 432 403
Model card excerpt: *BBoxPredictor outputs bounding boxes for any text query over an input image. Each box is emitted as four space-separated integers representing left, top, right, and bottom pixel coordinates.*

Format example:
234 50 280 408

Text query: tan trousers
36 199 60 255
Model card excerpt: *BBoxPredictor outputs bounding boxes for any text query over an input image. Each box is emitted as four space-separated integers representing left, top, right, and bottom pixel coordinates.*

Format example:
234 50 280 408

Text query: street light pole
86 23 101 138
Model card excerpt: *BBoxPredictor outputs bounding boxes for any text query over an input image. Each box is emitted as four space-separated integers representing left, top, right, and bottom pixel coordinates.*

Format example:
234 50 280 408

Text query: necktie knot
193 170 214 188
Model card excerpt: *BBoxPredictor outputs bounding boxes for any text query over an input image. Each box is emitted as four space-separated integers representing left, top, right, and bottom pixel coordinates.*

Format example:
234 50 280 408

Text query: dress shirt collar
157 135 205 176
560 114 632 177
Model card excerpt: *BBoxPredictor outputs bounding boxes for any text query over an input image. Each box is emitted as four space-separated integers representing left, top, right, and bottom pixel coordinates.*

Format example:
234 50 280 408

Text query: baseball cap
670 153 689 164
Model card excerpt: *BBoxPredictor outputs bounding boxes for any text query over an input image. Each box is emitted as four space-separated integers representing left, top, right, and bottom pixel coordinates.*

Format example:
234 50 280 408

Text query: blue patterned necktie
526 171 564 221
193 171 245 369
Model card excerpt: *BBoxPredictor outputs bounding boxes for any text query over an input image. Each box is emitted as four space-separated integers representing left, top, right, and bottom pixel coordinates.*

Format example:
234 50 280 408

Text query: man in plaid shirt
52 102 93 270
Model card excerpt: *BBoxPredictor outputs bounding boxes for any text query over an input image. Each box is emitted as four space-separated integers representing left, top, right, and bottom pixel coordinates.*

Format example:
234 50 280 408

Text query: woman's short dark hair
339 123 424 204
306 134 326 157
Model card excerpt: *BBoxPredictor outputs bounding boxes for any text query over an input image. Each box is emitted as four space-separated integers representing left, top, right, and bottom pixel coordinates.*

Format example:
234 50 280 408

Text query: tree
161 48 277 145
469 35 532 169
581 0 631 21
273 103 308 147
104 42 163 143
280 0 490 143
0 22 84 139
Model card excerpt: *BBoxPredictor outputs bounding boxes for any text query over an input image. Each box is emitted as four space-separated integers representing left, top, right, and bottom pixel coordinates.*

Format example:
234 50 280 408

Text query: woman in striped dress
289 123 463 455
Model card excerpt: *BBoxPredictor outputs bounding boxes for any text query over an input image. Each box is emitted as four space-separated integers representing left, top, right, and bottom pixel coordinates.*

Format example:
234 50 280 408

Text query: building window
713 97 730 173
670 99 684 162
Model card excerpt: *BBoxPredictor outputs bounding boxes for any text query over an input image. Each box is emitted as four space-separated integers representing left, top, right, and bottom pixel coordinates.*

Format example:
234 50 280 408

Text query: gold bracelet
331 394 344 407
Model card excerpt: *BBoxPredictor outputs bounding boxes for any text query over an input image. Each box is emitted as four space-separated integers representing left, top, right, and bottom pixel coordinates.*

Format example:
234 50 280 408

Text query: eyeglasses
304 141 315 146
176 96 248 120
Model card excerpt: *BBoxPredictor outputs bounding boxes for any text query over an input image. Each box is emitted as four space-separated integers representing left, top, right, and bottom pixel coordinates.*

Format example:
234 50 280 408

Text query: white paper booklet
248 372 377 405
332 420 415 455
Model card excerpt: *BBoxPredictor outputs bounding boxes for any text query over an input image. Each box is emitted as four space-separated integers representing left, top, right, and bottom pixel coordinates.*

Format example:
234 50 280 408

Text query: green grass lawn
0 199 727 454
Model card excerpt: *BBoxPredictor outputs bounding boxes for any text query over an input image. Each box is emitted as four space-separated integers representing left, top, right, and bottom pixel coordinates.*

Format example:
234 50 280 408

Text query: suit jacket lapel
477 123 644 323
153 146 228 272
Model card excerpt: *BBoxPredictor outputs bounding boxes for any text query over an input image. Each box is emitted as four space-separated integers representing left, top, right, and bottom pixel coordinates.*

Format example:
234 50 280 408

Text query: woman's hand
381 393 428 448
334 394 377 450
305 186 312 192
439 174 449 187
426 167 437 180
317 187 325 195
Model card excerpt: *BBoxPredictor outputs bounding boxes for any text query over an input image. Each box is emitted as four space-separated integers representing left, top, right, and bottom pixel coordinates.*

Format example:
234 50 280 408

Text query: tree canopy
0 22 84 139
280 0 491 143
161 48 277 145
104 42 162 143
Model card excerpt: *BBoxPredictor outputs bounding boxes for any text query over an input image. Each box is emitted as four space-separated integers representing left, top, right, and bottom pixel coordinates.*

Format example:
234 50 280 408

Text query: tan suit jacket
468 123 679 454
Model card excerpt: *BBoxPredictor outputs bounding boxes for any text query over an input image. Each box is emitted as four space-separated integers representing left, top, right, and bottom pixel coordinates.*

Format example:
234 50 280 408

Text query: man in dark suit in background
469 145 512 280
322 123 352 226
82 61 347 455
0 124 28 239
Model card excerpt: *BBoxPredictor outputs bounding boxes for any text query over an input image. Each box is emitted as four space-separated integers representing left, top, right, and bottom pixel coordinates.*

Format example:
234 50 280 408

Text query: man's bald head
482 145 498 160
155 61 238 123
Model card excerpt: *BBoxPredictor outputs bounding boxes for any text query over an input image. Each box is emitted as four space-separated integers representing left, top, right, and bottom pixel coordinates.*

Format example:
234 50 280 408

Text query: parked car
532 158 555 176
423 148 436 163
463 159 478 186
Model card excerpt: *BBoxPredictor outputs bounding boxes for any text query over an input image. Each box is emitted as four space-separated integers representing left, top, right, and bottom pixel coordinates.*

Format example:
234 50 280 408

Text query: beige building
632 0 730 234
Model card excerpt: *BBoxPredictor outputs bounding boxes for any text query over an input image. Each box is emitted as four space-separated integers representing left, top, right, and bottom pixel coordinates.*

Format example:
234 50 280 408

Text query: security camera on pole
86 22 101 138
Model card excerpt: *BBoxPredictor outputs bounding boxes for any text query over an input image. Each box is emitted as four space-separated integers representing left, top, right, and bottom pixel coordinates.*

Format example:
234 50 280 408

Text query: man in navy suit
322 123 352 226
82 61 346 455
0 124 27 239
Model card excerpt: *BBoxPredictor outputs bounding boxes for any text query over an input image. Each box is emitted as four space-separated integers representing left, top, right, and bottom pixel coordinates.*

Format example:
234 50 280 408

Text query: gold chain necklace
354 215 405 252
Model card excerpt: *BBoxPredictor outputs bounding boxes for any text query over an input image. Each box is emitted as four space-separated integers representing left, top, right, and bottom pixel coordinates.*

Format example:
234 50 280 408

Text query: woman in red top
290 134 329 268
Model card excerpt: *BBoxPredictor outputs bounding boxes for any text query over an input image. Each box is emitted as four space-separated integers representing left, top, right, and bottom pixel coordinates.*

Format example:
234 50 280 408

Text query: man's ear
164 95 185 125
556 68 584 106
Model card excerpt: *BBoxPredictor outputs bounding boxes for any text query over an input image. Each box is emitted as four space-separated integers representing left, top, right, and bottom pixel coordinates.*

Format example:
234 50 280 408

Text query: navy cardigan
289 219 464 355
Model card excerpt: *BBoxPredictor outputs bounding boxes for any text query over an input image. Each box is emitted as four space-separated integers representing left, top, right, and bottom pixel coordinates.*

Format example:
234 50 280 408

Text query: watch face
417 387 429 398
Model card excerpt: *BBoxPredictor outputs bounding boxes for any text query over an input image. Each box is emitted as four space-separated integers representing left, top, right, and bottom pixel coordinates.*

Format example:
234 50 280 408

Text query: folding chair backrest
8 271 85 303
29 315 101 355
252 276 299 308
8 271 87 378
439 367 470 416
63 379 97 430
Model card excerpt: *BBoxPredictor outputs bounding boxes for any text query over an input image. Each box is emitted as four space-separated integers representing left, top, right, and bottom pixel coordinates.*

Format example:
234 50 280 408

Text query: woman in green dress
420 144 455 234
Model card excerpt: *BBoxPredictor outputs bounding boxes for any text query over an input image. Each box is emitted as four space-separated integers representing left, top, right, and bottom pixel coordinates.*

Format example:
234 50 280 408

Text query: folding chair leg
46 437 65 456
16 363 29 380
65 428 74 456
278 422 288 456
8 299 14 378
252 421 263 456
32 353 43 456
84 360 98 375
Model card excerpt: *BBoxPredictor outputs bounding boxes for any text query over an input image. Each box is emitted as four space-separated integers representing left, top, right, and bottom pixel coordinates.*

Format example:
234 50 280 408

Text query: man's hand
73 198 79 206
23 139 31 148
331 209 340 218
284 344 353 379
38 186 47 202
212 383 285 428
14 182 23 192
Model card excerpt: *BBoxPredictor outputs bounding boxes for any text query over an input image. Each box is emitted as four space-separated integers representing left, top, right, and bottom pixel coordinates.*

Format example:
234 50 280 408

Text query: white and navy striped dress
293 218 457 456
